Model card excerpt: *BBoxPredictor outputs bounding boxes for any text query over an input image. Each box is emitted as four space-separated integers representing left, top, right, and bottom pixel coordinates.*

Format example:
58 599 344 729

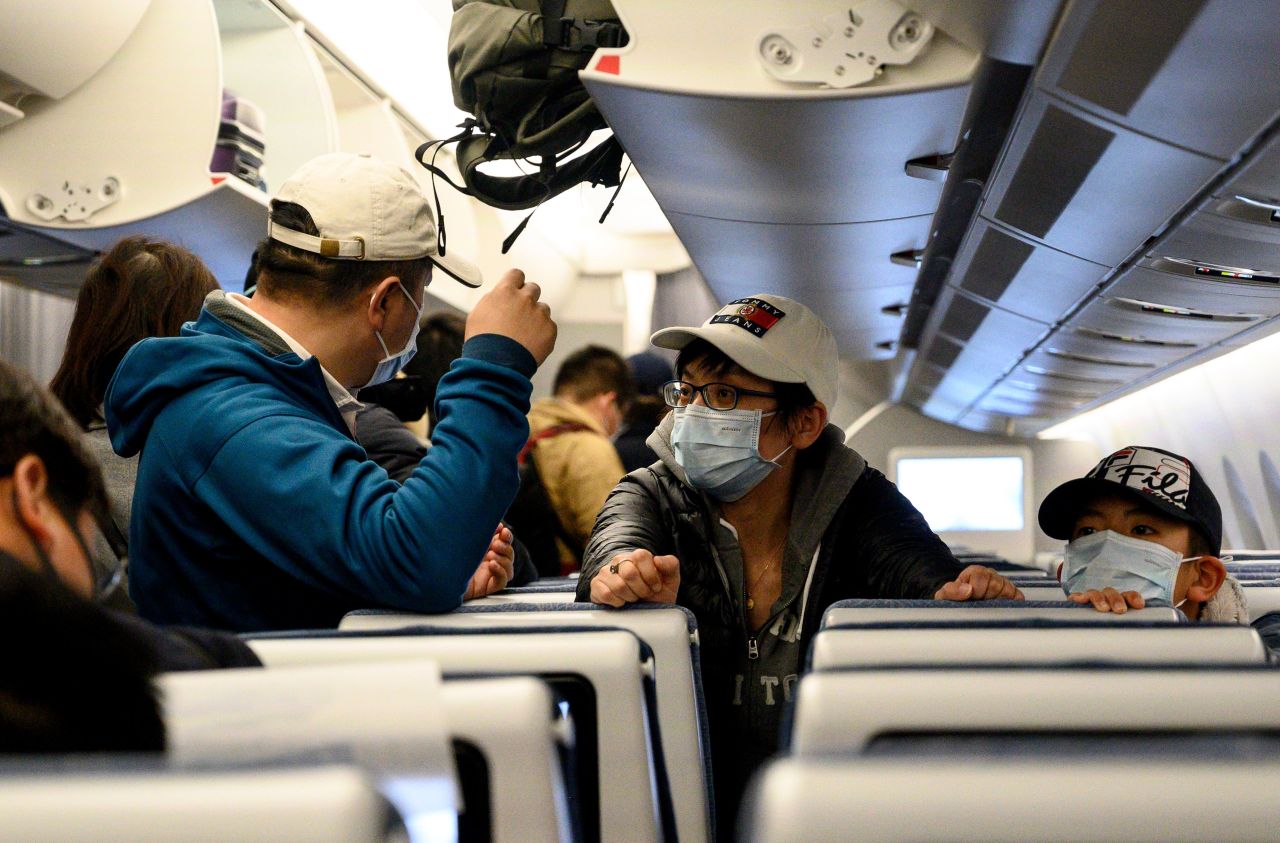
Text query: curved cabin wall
1041 328 1280 550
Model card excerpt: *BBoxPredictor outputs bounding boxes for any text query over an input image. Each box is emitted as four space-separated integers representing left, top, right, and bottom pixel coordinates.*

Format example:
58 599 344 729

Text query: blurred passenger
0 555 166 753
0 358 260 674
614 352 670 473
519 345 631 575
576 294 1022 836
105 152 555 632
406 312 468 436
1039 445 1246 621
49 236 220 606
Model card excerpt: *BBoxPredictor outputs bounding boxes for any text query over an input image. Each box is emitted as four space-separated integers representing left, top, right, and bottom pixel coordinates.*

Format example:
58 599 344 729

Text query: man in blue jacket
106 152 557 632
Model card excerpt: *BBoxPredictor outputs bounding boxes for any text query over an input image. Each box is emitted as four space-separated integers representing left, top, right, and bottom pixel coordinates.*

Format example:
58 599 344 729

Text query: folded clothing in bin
210 89 266 190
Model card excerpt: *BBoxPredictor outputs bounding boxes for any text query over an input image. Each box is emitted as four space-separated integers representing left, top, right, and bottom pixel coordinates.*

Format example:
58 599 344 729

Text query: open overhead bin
581 0 1060 361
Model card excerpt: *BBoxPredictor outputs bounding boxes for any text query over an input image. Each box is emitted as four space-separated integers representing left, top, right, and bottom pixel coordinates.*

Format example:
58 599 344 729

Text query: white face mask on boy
1062 530 1200 606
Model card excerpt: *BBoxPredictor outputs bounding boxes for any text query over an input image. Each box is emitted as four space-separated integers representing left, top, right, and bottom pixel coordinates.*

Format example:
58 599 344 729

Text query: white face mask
1062 530 1200 606
671 405 792 502
362 281 422 390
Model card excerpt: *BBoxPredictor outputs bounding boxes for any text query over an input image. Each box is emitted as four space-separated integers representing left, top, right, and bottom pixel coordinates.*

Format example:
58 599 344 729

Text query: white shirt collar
226 293 362 433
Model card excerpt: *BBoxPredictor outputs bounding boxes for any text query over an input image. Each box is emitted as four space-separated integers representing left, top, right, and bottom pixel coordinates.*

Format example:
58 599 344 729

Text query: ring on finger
609 561 620 575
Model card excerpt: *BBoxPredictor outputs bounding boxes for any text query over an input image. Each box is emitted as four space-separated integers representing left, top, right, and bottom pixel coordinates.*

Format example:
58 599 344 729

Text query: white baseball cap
651 293 839 409
268 152 482 288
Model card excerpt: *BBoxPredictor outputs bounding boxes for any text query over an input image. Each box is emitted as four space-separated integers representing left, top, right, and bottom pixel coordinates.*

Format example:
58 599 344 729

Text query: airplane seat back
0 762 397 843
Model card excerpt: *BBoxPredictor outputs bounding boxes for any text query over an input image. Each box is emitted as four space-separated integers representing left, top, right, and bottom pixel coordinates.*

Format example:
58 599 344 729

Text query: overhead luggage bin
943 218 1108 324
0 0 150 100
1033 0 1280 160
577 0 1036 360
581 2 978 226
789 666 1280 757
0 763 396 843
744 757 1280 843
660 212 931 358
808 623 1269 670
981 92 1223 268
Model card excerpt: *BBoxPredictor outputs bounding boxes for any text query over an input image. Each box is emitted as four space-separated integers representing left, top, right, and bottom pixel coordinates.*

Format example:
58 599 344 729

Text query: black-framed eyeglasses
662 380 780 412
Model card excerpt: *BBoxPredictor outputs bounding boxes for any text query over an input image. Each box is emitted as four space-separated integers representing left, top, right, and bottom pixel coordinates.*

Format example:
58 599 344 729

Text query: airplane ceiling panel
662 211 930 358
1066 296 1261 347
584 79 971 225
923 289 1050 359
909 288 1050 420
1150 197 1280 275
1021 346 1157 384
1223 130 1280 203
977 387 1088 418
945 218 1107 323
1107 262 1280 317
980 92 1224 267
997 370 1107 405
1040 325 1192 367
1035 0 1280 159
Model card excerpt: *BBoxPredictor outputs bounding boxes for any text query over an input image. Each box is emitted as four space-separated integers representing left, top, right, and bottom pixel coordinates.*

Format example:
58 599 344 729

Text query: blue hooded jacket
105 300 535 632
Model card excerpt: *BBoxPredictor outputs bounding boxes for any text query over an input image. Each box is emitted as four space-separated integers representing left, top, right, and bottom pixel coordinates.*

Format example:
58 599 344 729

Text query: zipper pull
747 636 759 661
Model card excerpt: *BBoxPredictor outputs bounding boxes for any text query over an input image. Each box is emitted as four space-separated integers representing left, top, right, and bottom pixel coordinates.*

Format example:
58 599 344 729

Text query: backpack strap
518 422 593 465
540 0 626 50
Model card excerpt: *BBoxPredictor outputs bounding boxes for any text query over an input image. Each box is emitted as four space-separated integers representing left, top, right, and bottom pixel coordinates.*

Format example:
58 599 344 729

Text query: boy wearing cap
576 294 1021 837
1039 445 1247 621
107 152 557 632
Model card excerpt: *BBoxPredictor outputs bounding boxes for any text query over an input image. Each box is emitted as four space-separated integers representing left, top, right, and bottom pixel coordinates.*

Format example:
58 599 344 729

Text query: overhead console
905 0 1280 434
583 0 1061 359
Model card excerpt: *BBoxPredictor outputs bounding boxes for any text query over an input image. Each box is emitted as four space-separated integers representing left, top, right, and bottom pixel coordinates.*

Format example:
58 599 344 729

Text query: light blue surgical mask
1062 530 1200 605
363 281 423 389
671 405 793 502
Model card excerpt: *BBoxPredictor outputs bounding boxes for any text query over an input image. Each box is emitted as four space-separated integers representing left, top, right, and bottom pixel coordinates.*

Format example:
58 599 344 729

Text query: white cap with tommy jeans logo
650 293 839 409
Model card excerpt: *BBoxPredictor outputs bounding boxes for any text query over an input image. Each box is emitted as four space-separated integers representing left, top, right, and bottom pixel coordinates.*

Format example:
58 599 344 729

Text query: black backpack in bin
421 0 630 249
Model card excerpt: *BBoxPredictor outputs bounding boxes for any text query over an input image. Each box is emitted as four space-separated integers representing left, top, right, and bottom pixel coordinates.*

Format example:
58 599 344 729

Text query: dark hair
0 359 109 525
254 201 433 307
676 339 818 430
553 345 634 404
0 554 165 753
1188 527 1214 559
403 312 467 429
49 236 220 428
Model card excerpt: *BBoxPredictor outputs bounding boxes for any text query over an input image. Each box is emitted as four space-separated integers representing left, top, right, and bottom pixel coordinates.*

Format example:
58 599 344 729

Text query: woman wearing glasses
575 293 1023 838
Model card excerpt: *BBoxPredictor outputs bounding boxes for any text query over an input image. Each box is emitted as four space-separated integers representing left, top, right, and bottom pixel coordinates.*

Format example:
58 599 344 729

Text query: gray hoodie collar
203 290 294 357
